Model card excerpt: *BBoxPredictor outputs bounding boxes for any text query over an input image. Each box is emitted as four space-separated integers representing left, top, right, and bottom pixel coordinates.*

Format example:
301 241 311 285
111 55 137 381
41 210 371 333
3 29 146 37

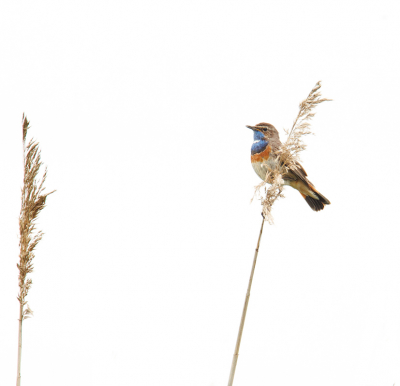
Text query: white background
1 1 400 385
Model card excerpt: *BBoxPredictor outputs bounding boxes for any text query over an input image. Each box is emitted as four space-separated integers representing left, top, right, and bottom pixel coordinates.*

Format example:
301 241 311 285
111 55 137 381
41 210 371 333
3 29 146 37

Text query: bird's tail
300 187 331 212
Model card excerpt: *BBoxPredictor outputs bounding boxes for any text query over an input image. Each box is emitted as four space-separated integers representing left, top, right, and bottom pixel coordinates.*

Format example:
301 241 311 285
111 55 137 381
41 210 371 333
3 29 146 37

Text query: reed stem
227 217 265 386
16 304 23 386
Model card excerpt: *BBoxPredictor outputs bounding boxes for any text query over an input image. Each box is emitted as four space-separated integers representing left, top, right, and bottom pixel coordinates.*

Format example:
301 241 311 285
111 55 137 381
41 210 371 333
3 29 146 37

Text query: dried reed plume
254 81 331 223
17 114 54 386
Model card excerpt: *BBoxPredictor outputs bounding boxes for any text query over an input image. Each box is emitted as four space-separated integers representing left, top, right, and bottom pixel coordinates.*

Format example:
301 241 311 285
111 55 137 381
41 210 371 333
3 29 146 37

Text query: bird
247 122 330 211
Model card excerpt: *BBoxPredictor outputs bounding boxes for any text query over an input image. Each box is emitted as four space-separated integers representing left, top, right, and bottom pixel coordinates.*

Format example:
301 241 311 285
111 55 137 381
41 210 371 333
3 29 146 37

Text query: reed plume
16 114 54 386
254 81 331 223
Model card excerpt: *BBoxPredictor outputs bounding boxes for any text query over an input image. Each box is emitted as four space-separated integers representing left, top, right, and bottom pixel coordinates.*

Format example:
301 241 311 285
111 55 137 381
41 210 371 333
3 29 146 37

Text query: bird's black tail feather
302 190 331 212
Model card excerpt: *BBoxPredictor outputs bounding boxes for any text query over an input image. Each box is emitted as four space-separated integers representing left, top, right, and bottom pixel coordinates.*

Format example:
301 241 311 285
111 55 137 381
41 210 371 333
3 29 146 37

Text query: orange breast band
251 144 271 163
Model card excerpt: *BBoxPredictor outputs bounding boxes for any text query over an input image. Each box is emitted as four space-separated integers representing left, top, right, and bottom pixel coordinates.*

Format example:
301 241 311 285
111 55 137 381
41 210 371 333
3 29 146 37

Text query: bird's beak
246 125 259 131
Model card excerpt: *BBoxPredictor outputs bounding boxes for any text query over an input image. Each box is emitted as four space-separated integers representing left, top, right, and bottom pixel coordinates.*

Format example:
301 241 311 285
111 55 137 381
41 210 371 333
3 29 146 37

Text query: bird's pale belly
251 158 292 187
251 160 268 180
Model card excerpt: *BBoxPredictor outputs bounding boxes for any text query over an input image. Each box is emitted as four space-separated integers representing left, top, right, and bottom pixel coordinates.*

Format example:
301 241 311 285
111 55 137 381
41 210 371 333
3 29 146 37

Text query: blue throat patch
251 131 268 155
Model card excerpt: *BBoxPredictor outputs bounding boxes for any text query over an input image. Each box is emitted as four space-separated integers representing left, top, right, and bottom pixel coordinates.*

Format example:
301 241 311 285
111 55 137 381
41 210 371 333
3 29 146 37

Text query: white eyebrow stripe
253 140 261 144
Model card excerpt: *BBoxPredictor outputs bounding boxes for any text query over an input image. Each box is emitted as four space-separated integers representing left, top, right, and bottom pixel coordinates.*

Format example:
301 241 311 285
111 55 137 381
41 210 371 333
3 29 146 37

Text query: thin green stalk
227 217 265 386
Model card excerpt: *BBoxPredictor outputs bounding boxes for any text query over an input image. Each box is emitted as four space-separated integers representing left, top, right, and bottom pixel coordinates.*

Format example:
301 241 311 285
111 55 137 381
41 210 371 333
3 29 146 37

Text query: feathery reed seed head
18 114 54 317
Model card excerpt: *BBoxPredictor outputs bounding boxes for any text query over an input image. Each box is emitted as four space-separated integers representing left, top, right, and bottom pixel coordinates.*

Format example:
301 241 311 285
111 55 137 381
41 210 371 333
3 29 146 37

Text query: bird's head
246 122 279 141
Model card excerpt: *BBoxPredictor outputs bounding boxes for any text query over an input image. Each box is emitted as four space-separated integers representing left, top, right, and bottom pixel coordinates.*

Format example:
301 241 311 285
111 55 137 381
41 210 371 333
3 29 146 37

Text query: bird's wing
267 138 312 186
284 161 314 186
